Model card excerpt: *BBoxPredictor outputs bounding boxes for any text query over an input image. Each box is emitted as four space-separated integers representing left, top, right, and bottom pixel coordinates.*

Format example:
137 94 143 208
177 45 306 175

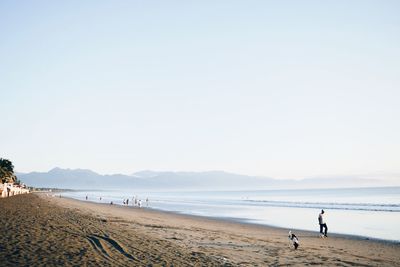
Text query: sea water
60 187 400 242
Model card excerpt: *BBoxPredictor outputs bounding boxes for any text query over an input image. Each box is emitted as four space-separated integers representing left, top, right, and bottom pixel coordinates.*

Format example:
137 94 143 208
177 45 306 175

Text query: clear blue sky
1 1 399 179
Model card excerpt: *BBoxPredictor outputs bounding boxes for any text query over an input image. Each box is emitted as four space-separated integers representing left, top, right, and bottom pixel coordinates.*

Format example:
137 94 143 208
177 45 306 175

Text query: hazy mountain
17 168 395 190
132 170 161 178
18 168 276 190
19 168 143 189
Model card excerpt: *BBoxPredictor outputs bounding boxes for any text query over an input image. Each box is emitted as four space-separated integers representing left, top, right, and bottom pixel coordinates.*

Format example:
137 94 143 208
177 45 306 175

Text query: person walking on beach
6 185 11 197
318 209 328 237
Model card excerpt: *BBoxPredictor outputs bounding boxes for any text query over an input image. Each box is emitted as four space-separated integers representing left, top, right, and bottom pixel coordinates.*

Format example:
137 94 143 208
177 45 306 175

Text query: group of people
123 196 149 207
85 195 149 208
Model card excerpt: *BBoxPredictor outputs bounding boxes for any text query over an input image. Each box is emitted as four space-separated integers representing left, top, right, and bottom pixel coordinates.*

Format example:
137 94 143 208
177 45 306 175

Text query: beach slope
0 194 399 266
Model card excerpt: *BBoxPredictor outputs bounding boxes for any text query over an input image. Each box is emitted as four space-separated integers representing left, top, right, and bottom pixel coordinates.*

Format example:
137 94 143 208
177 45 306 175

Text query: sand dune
0 194 398 266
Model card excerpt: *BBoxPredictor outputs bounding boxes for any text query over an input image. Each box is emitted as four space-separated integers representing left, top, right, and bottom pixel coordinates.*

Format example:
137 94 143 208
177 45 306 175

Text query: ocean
60 186 400 242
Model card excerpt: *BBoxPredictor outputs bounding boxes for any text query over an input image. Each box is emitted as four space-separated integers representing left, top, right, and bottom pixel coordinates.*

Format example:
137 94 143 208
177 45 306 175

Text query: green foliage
0 158 16 184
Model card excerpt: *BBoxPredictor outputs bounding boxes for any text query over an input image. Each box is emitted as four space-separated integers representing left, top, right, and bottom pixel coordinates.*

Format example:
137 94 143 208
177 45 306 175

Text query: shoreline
60 194 400 245
1 193 399 266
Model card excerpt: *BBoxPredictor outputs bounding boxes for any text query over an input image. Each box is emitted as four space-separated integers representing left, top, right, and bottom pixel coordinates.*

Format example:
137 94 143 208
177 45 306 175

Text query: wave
243 200 400 212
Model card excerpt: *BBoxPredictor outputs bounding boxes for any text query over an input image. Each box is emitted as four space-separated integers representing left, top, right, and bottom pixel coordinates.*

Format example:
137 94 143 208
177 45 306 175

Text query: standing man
6 184 11 197
318 209 328 237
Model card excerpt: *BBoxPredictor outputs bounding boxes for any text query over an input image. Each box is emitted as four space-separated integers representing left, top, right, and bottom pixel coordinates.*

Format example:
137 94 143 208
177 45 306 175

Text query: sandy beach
0 194 399 266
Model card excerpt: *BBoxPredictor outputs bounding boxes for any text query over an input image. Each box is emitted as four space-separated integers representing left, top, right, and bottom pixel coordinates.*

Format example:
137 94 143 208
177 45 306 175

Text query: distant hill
18 168 277 190
17 168 391 190
18 168 145 189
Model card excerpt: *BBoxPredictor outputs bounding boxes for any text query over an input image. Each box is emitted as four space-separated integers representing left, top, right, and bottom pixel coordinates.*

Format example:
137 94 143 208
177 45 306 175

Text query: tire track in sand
86 234 136 264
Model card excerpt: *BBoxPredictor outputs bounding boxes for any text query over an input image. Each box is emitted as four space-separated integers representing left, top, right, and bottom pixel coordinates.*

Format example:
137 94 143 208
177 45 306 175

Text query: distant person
138 199 142 208
100 196 102 201
146 197 149 207
110 201 113 205
6 185 11 197
85 195 88 200
123 199 126 205
318 209 328 237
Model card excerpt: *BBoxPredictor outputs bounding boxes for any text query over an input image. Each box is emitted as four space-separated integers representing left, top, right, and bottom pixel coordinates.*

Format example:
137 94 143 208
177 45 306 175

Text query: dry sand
0 194 399 266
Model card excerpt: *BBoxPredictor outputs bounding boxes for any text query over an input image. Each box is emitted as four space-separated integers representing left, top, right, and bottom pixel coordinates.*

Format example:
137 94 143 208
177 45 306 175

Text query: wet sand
0 194 399 266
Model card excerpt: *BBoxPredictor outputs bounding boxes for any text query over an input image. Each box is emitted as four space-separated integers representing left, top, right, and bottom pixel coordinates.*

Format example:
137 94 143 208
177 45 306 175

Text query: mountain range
16 167 396 190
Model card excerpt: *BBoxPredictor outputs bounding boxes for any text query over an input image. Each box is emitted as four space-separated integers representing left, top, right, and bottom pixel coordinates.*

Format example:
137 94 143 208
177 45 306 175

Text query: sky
1 1 399 179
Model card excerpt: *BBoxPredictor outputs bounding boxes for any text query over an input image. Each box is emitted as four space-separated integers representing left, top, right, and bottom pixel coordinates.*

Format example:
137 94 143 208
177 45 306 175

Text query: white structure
0 183 30 198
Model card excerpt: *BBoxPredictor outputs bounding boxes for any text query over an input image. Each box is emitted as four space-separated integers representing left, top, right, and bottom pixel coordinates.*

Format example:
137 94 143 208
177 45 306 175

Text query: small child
288 231 299 249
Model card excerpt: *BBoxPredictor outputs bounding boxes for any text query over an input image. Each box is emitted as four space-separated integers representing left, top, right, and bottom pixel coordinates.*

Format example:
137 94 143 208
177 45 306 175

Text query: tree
0 158 17 184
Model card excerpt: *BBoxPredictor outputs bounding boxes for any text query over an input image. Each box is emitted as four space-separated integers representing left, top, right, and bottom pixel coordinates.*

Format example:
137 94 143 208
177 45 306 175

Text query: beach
62 187 400 241
0 194 399 266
